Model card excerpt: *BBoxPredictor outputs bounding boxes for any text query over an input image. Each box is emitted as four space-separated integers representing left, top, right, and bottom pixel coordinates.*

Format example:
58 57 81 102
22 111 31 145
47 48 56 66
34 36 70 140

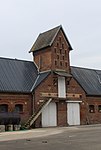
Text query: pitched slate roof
71 66 101 96
0 58 50 93
30 25 73 52
31 71 51 92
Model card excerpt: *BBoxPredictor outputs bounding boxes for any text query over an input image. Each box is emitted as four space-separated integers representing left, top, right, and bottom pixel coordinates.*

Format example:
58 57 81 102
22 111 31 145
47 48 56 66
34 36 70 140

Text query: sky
0 0 101 69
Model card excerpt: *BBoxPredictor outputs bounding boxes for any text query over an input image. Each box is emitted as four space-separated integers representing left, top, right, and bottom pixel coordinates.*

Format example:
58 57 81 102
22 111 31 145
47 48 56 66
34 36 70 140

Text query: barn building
0 25 101 128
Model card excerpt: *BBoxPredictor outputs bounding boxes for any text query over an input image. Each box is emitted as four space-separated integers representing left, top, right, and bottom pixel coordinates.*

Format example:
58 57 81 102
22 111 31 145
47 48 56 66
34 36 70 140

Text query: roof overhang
54 71 72 78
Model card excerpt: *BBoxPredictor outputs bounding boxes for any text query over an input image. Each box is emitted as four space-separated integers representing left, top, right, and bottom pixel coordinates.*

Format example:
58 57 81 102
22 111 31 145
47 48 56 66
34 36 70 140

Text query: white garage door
67 102 80 125
42 102 57 127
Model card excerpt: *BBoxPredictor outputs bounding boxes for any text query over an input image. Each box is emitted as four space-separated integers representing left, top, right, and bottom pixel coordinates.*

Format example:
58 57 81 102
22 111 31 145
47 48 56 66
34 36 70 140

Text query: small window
63 56 64 60
14 104 23 113
57 42 59 48
55 60 57 66
60 61 62 66
57 55 59 59
60 49 62 54
62 43 64 49
98 105 101 112
0 104 8 113
54 48 57 53
89 105 95 113
65 62 68 67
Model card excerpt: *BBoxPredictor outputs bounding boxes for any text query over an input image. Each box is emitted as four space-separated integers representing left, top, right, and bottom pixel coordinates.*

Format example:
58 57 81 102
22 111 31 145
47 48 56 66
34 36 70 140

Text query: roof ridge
40 25 61 35
71 66 101 71
0 57 33 63
30 25 72 52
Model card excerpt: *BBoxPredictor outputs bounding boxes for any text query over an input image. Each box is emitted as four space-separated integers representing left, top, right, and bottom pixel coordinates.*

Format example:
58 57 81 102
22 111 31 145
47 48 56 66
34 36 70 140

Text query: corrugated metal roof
0 57 38 93
31 71 51 91
30 25 73 52
1 57 101 96
0 58 52 93
71 66 101 95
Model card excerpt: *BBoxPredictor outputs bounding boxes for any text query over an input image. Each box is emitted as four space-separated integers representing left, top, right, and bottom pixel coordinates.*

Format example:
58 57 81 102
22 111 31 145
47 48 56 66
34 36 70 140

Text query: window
63 56 64 60
14 104 23 113
60 61 62 66
54 48 57 53
89 105 95 113
62 43 64 49
0 104 8 112
98 105 101 112
57 55 59 59
65 62 68 67
57 42 59 48
60 49 62 54
55 60 57 66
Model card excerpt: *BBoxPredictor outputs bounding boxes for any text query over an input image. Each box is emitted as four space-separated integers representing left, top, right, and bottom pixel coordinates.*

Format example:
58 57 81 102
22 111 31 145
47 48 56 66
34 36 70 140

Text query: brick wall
34 73 69 127
51 30 71 72
57 101 67 126
33 47 52 72
31 27 101 127
86 97 101 124
0 93 33 125
33 30 71 73
68 78 101 125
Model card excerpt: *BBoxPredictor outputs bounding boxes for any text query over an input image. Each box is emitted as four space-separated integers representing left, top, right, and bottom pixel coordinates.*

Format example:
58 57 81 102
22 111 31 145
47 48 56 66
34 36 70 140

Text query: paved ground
0 125 101 150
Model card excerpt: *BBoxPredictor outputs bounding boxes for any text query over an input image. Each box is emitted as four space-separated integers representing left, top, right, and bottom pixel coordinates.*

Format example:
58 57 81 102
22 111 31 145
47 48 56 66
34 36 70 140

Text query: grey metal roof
31 71 51 91
0 57 38 93
71 66 101 96
0 58 50 93
29 25 73 52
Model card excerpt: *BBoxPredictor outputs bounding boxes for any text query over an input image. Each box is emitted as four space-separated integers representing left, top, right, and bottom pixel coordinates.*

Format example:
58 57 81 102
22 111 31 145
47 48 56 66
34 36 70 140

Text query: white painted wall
58 76 66 98
42 102 57 127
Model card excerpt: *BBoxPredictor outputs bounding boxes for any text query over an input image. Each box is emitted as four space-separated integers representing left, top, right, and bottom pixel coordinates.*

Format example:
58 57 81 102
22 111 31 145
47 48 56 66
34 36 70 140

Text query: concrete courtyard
0 125 101 150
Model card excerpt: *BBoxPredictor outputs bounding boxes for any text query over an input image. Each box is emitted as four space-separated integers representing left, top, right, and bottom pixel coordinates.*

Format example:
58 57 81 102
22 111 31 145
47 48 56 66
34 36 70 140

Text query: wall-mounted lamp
25 102 27 105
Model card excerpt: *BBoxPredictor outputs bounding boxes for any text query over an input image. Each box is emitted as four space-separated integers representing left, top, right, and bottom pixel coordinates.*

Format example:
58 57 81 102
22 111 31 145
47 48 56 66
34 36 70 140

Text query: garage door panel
42 106 49 127
42 103 57 127
67 103 80 125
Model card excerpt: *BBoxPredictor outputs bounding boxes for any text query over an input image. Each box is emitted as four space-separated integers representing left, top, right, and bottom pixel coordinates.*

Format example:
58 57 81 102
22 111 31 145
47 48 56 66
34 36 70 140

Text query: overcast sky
0 0 101 69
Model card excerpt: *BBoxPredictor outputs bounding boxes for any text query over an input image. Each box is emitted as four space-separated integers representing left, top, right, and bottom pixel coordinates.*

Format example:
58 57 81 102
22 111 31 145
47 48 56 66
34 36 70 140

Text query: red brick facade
32 27 101 127
33 30 71 73
34 74 101 127
0 93 33 124
0 26 101 127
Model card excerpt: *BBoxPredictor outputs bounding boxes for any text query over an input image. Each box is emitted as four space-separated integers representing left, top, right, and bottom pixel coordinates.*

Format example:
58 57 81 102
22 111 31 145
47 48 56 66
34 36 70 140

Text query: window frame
98 105 101 113
89 105 95 113
14 104 23 113
0 104 8 113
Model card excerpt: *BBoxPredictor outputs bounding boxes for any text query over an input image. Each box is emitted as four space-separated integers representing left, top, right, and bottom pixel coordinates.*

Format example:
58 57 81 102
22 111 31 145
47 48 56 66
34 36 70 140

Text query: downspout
32 92 35 115
30 75 40 120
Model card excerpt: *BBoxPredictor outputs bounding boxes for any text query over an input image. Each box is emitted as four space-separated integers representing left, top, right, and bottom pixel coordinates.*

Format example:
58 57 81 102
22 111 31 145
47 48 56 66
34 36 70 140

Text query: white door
42 102 57 127
58 76 66 98
67 102 80 125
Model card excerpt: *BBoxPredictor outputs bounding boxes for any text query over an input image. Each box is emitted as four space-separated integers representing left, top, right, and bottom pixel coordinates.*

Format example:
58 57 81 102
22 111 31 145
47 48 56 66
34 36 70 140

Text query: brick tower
29 25 73 73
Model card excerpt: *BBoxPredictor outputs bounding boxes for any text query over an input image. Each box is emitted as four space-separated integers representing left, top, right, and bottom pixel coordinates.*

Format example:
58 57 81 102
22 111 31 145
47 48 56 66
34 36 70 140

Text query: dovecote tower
29 25 73 73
